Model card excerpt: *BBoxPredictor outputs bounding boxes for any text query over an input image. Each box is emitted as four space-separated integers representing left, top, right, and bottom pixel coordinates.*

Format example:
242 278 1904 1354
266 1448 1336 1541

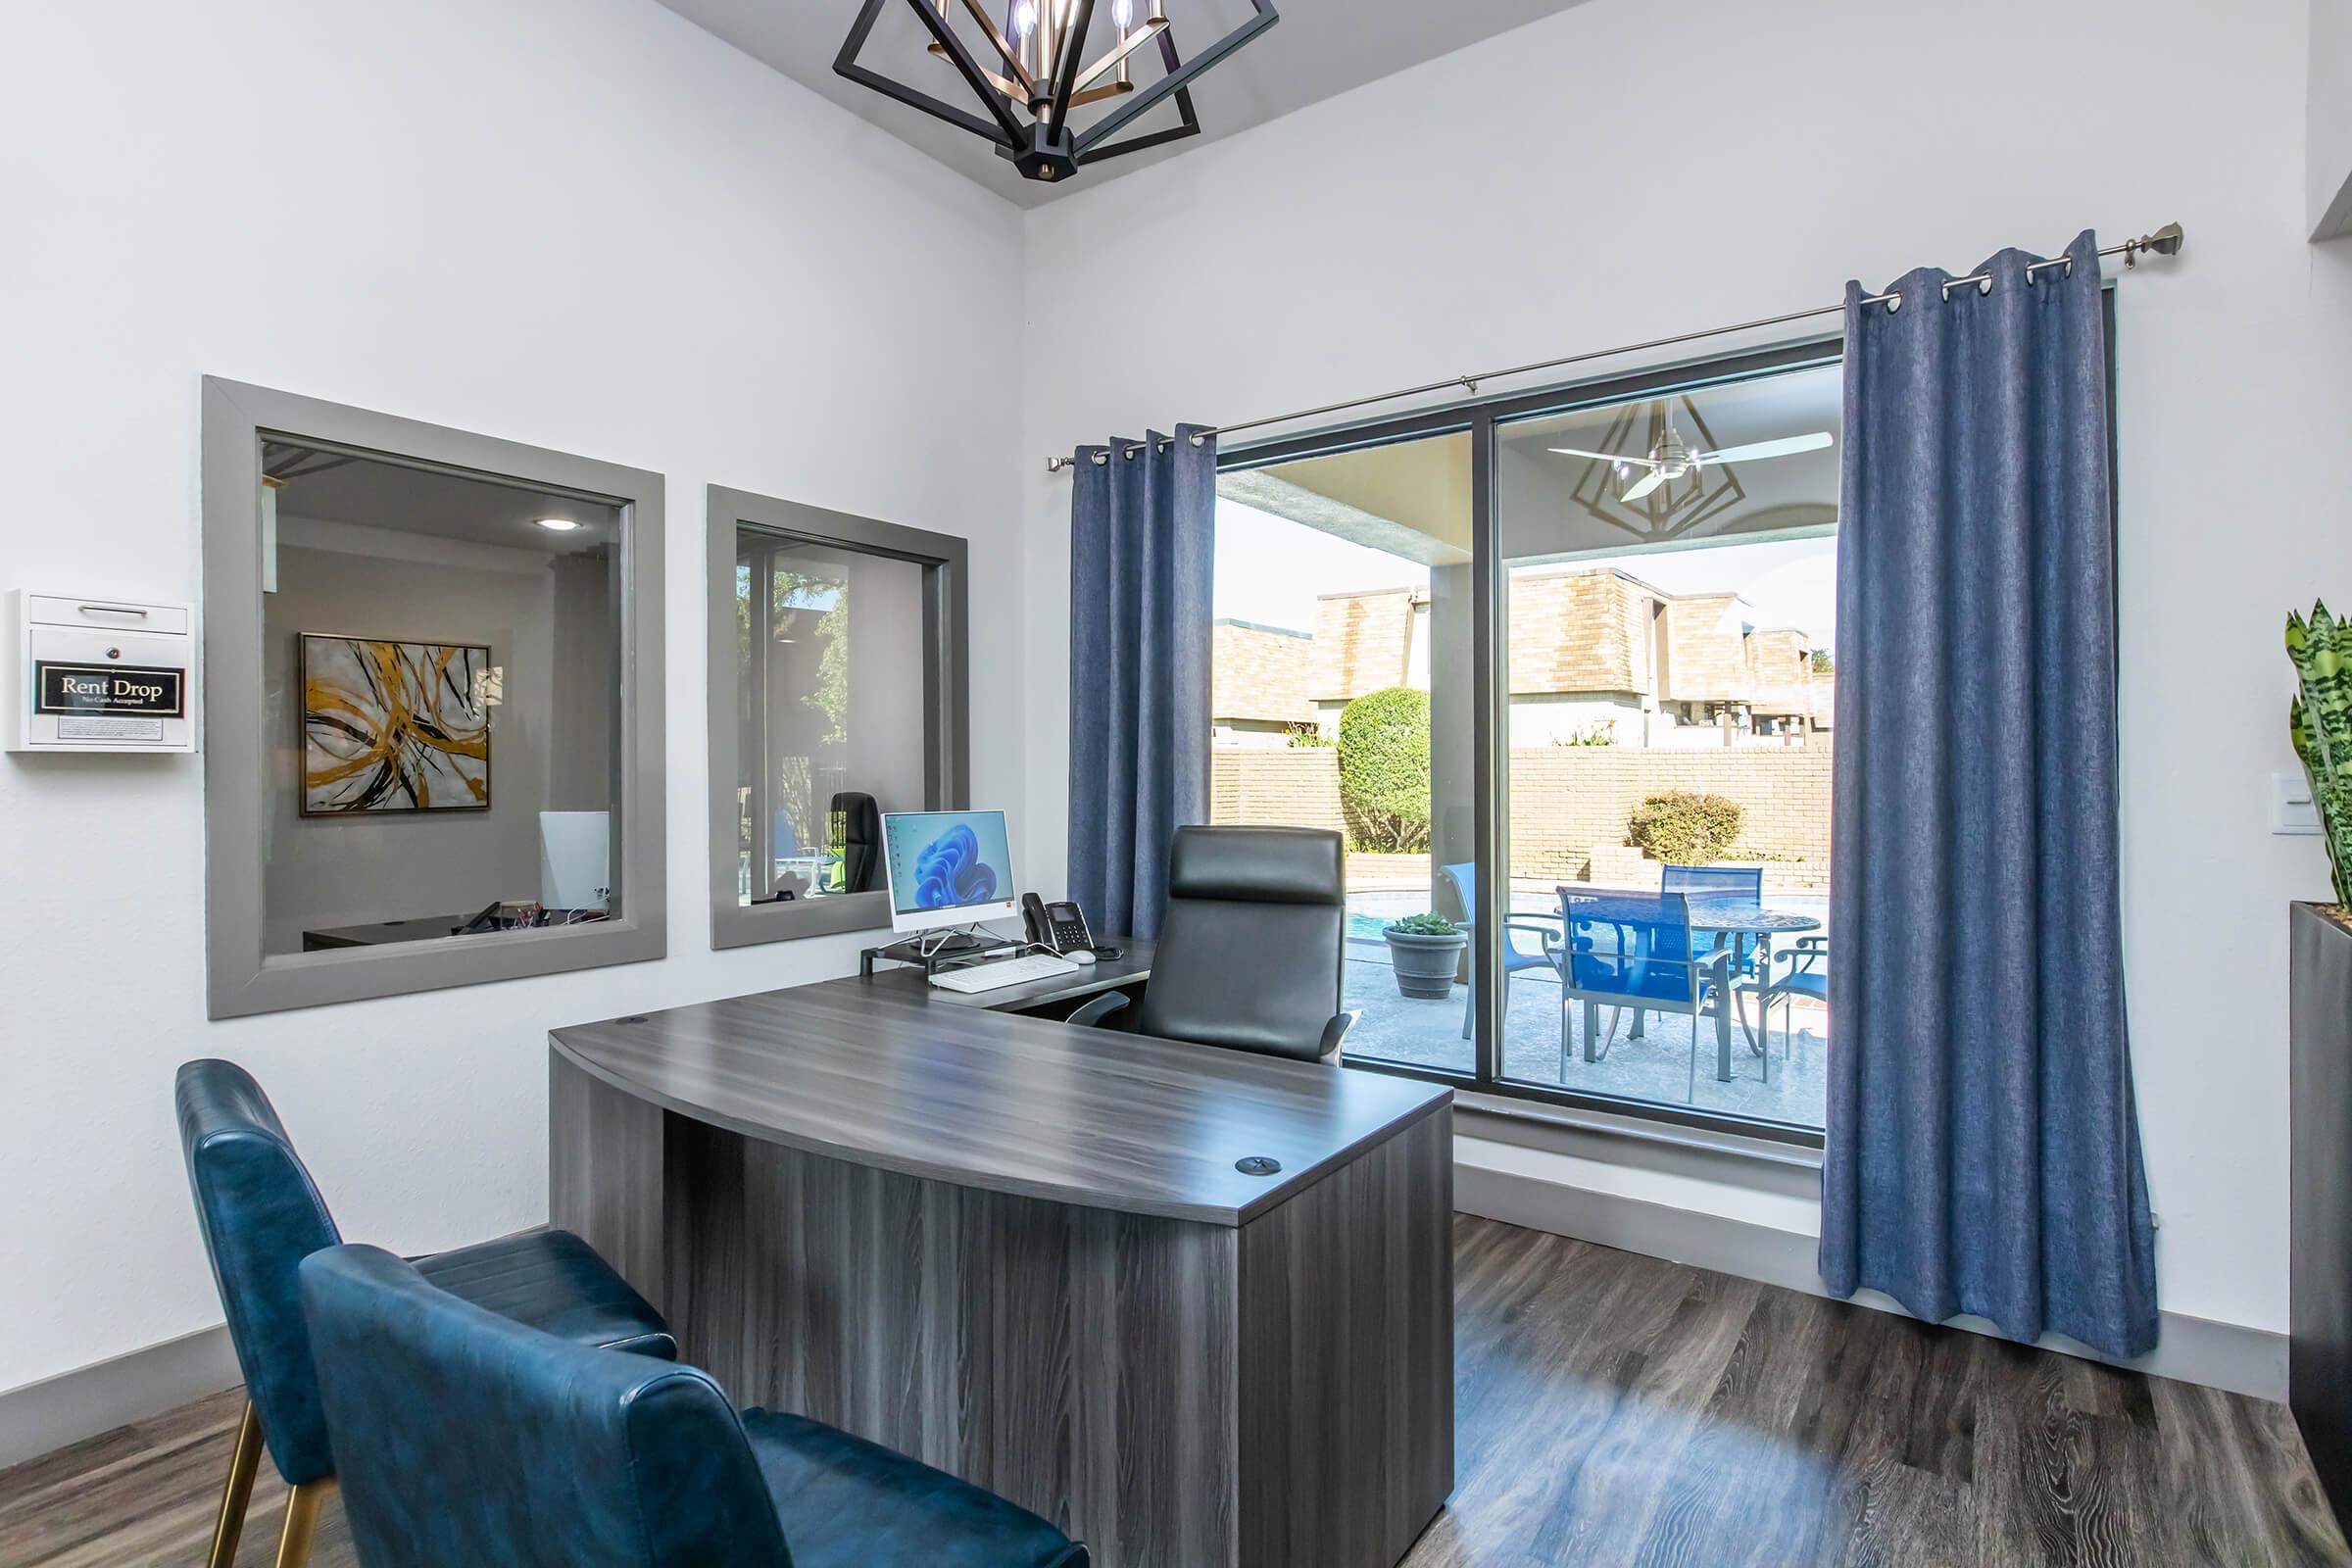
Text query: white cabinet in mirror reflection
540 809 611 912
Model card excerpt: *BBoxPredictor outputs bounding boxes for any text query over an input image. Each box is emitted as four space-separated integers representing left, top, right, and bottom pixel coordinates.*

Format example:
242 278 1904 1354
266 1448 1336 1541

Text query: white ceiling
658 0 1596 207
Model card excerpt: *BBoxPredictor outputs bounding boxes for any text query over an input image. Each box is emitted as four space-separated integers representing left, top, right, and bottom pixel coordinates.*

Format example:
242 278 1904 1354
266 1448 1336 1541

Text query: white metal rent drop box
4 591 197 753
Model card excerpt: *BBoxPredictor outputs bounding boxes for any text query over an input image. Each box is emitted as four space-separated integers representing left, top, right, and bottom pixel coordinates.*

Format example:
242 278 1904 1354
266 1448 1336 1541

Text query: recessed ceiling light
535 517 581 532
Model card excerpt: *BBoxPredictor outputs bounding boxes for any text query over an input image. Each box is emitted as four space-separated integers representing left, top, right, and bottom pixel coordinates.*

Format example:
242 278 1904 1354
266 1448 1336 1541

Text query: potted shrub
1383 911 1467 1000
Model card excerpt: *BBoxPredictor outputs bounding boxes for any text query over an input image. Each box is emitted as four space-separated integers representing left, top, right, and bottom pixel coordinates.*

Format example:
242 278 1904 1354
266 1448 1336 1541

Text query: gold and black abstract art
299 634 493 815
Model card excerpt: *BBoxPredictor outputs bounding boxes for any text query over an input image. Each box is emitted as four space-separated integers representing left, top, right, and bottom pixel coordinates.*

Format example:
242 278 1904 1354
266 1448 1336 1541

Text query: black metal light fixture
837 0 1278 184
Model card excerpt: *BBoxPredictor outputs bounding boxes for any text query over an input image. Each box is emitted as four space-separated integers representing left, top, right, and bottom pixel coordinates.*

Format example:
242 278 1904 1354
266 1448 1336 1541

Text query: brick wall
1211 619 1315 724
1210 746 1346 834
1505 748 1831 879
1210 744 1831 883
1311 589 1414 702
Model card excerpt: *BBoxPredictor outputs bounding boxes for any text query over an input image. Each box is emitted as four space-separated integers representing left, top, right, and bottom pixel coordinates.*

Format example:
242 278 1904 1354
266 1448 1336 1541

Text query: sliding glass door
1213 345 1841 1143
1209 429 1475 1075
1494 363 1840 1136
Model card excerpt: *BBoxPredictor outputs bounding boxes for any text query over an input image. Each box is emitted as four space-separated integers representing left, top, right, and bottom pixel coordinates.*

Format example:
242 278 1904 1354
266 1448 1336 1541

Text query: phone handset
1020 892 1101 956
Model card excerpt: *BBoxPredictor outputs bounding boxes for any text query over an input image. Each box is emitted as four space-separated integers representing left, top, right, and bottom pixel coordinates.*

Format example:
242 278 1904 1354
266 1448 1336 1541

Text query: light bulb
1112 0 1134 27
1011 1 1037 37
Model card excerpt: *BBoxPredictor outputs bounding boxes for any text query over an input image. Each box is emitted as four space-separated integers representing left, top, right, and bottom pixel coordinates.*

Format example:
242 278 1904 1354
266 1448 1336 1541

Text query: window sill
1453 1088 1824 1179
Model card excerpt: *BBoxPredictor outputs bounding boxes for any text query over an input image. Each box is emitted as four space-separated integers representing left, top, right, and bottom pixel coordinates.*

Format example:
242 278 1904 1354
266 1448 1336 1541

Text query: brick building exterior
1211 566 1833 748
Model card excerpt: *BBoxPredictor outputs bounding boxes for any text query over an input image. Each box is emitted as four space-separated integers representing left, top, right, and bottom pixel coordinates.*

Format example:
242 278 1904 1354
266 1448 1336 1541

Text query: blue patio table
1685 898 1821 1065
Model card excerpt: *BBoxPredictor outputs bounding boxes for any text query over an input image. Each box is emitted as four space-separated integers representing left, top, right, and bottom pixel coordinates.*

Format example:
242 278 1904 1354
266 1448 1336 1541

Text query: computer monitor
880 808 1019 935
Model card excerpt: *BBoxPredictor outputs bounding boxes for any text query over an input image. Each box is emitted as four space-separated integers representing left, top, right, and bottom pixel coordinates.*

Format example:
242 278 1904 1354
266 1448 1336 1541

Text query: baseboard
1 1171 2288 1476
0 1323 240 1472
1456 1159 2288 1402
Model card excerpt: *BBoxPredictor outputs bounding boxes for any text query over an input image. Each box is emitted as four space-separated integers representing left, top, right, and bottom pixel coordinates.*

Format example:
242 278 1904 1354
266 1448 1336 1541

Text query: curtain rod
1045 222 2184 472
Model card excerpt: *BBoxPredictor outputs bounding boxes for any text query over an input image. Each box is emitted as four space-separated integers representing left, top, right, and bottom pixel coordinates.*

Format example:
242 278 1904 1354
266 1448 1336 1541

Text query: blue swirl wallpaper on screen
885 810 1014 914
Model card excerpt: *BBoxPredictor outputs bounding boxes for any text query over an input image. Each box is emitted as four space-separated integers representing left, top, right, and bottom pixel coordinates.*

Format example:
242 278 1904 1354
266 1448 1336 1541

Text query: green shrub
1627 790 1744 864
1386 911 1458 937
1337 687 1431 853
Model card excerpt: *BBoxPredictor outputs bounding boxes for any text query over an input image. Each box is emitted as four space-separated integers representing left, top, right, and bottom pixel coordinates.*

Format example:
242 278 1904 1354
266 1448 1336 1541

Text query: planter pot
2292 902 2352 1534
1384 929 1468 1000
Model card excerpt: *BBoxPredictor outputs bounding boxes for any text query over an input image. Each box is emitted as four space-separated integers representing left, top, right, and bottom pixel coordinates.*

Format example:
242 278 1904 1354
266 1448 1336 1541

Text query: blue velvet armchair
300 1244 1091 1568
174 1059 674 1568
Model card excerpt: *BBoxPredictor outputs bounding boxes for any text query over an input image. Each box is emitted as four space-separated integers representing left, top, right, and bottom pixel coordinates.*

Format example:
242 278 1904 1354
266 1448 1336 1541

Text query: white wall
1018 0 2352 1336
2313 0 2352 237
0 0 1024 1396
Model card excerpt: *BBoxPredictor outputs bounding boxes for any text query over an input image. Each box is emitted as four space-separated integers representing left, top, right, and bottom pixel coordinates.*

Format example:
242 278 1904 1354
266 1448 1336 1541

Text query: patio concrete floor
1342 939 1828 1130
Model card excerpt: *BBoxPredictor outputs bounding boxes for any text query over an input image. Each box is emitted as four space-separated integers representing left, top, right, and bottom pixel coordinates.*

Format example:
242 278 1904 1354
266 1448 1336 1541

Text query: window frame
1218 337 1843 1148
705 485 969 951
200 376 666 1019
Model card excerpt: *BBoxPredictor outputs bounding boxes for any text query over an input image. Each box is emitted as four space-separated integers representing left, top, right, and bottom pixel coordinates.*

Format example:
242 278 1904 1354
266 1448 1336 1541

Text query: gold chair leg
274 1479 333 1568
205 1400 265 1568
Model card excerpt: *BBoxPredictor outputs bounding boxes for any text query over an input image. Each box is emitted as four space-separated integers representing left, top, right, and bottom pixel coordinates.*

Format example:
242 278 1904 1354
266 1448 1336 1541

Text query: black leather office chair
1070 825 1356 1062
833 791 881 893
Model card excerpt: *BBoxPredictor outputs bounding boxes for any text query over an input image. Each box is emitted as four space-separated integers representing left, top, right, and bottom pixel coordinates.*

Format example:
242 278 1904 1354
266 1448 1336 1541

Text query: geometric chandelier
836 0 1279 184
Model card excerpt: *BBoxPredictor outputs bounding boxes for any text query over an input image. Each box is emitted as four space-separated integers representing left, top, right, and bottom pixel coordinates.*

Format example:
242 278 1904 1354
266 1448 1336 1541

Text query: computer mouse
1068 950 1098 965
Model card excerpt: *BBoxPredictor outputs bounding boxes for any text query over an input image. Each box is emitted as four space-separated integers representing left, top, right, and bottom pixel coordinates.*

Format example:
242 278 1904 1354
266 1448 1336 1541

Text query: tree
1337 687 1432 853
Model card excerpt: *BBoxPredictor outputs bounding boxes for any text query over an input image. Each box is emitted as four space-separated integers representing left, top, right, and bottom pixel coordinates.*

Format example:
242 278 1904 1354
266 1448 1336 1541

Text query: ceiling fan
1550 412 1833 503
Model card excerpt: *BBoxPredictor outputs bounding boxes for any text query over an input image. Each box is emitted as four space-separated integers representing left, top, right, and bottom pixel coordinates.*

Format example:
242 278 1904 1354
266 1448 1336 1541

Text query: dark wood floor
3 1216 2342 1567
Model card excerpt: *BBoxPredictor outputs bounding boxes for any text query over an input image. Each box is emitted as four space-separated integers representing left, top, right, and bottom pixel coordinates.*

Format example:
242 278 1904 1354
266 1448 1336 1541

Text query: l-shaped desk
550 946 1454 1568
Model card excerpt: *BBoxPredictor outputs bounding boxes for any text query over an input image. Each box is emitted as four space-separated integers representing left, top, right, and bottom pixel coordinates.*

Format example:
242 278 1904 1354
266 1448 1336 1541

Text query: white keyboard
928 953 1083 993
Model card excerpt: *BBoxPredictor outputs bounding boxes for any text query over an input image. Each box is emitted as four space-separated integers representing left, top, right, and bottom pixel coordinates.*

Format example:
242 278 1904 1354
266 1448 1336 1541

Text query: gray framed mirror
201 377 665 1017
707 485 968 950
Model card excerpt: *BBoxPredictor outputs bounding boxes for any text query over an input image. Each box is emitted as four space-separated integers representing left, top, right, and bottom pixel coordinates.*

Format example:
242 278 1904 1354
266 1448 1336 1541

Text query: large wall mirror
707 486 966 949
202 378 664 1016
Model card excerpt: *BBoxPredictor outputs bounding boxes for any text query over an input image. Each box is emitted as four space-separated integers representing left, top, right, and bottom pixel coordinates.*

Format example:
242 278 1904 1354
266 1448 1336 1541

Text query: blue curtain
1820 231 2158 1357
1066 425 1215 941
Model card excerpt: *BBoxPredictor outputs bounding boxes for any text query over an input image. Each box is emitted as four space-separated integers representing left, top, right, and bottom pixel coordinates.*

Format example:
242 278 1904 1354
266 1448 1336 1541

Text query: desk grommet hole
1235 1155 1283 1177
619 1015 650 1024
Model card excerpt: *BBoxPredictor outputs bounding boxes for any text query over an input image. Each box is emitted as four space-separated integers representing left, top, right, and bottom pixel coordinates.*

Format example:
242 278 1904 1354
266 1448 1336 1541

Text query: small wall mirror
708 487 966 949
204 379 665 1016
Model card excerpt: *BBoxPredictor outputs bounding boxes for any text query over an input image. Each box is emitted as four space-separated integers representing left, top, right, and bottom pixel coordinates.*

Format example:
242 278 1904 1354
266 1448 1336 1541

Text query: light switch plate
2275 770 2323 836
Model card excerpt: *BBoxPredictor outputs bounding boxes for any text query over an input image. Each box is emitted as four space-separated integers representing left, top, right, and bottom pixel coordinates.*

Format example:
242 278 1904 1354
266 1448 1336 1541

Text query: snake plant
2288 601 2352 906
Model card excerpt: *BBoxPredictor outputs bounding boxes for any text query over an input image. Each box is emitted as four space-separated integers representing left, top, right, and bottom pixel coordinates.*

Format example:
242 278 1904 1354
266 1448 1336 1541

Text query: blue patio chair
1659 863 1763 901
1649 863 1765 1030
1558 887 1741 1085
1660 864 1763 964
1439 861 1561 1040
1742 934 1829 1066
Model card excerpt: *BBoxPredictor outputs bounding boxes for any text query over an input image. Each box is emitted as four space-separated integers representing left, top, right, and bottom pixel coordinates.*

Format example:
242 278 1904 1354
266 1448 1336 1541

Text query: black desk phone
1021 893 1111 957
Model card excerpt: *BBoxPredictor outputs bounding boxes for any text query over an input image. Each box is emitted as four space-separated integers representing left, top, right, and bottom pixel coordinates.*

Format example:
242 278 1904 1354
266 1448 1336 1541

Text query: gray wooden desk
549 971 1453 1568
